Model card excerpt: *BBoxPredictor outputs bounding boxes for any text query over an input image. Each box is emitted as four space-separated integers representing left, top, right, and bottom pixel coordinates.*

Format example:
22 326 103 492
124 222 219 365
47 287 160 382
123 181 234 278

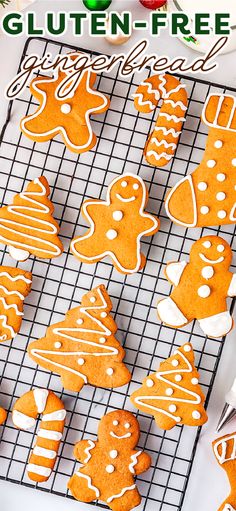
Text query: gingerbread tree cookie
166 93 236 227
68 410 151 511
0 266 32 342
157 235 236 338
130 343 207 430
28 285 131 392
0 176 63 261
21 67 110 153
70 173 160 274
213 432 236 511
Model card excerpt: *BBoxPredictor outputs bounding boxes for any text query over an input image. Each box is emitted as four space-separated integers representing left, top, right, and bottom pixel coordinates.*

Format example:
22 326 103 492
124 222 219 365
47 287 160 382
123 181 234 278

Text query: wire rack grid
0 36 235 511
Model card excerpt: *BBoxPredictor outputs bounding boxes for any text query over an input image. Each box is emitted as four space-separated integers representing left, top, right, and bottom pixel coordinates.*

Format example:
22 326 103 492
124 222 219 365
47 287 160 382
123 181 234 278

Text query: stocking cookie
21 67 110 153
0 266 32 342
28 285 131 392
157 235 236 338
0 176 63 261
133 74 187 167
166 93 236 227
12 388 66 482
213 432 236 511
70 173 159 274
131 343 207 430
68 410 151 511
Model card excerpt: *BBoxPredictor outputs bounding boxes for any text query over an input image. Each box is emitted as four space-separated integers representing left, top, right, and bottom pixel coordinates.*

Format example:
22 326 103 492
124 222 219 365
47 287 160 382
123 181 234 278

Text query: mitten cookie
68 410 151 511
12 388 66 482
157 235 236 338
70 173 160 274
133 73 187 167
0 176 63 261
21 66 110 153
0 266 32 342
0 406 7 425
166 93 236 227
213 432 236 511
130 342 207 430
28 285 131 392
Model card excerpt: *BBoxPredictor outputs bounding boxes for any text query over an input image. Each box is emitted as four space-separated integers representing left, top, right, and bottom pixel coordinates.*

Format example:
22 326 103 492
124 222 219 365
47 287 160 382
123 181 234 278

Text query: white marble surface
1 1 236 510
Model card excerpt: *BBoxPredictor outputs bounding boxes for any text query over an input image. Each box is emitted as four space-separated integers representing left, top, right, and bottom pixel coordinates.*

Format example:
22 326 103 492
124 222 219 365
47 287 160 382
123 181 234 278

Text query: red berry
139 0 167 9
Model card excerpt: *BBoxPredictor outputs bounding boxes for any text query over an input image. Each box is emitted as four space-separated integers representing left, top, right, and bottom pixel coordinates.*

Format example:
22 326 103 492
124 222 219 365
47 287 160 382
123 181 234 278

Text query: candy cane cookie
12 389 66 482
133 74 188 167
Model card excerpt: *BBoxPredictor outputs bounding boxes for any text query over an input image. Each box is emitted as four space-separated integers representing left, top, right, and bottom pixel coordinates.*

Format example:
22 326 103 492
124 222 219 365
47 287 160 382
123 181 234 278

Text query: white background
1 0 236 510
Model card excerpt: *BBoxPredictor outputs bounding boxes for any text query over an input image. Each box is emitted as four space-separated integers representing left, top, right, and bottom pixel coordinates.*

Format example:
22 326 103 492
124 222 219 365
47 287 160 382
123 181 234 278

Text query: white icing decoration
0 271 31 284
60 103 71 114
202 93 236 132
75 472 100 498
33 446 56 459
199 311 232 338
165 175 197 228
38 429 62 441
199 254 224 265
150 138 177 151
0 297 23 316
200 206 209 215
217 173 226 182
12 410 36 430
157 297 187 327
42 409 66 422
201 266 214 279
90 296 96 303
78 358 85 365
54 342 61 349
27 463 51 477
21 70 109 152
214 434 236 465
197 285 211 298
214 140 223 148
129 451 141 474
207 160 216 168
113 420 118 426
216 192 226 201
107 484 136 503
172 360 179 367
8 246 30 261
146 378 154 387
77 318 83 325
169 404 177 413
0 178 62 258
106 229 117 240
183 345 191 352
192 410 201 419
218 210 227 219
191 378 198 385
101 311 107 318
159 112 186 123
175 374 182 382
106 464 115 473
133 184 139 190
125 423 130 429
110 450 118 459
165 261 187 286
232 159 236 166
106 367 113 375
133 93 156 110
217 244 225 252
154 126 181 137
121 181 127 188
99 337 106 343
166 388 173 396
228 274 236 297
110 431 131 439
146 150 172 162
203 241 211 248
33 388 48 414
112 210 123 221
198 182 207 191
0 315 16 338
164 99 187 110
116 193 135 203
84 440 96 463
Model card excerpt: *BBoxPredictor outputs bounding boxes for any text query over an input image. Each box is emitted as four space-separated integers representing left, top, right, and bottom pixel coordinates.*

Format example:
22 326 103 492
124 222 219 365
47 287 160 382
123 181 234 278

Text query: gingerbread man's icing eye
121 181 128 188
217 244 225 253
133 183 139 190
202 241 211 248
113 420 119 426
124 422 131 429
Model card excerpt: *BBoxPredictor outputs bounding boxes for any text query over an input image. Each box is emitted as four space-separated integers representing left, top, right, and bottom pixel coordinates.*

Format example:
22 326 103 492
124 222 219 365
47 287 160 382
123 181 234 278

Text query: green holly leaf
0 0 11 7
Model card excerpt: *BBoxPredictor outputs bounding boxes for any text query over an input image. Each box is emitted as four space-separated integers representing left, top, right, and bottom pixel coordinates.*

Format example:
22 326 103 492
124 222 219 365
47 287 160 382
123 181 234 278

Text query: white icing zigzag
84 440 96 463
75 472 100 498
129 451 141 474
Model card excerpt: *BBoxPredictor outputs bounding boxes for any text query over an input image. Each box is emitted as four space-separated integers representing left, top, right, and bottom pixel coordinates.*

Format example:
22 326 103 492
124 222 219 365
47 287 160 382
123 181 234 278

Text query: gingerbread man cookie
130 343 207 430
28 285 131 392
166 93 236 227
133 73 187 167
12 388 66 483
157 235 236 338
0 266 32 342
68 410 151 511
21 67 110 153
0 176 63 261
213 432 236 511
70 173 159 274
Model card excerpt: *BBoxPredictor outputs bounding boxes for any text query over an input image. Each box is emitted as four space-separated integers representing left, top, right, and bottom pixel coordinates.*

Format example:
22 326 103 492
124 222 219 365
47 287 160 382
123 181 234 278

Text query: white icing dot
200 206 209 215
60 103 71 114
175 375 182 382
192 410 201 420
217 210 227 219
121 181 127 188
207 159 216 168
133 183 139 190
216 192 226 201
77 318 83 325
146 378 154 388
217 244 225 252
172 359 179 367
183 344 191 352
176 417 181 423
232 158 236 166
201 266 214 279
54 342 61 349
203 241 211 248
106 464 115 473
169 404 177 413
112 210 123 221
191 378 199 385
125 423 130 429
110 450 118 459
214 140 223 148
101 312 107 318
78 358 85 365
90 296 96 303
197 285 211 298
106 367 114 375
106 229 118 240
198 182 207 191
99 337 106 343
166 388 173 396
113 420 118 426
217 173 226 182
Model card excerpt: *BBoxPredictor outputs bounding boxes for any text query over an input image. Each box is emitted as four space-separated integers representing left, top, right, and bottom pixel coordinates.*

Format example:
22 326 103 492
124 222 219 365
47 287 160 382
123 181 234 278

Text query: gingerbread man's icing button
106 464 115 473
109 450 118 459
106 229 118 240
198 285 211 298
112 211 123 221
201 266 214 279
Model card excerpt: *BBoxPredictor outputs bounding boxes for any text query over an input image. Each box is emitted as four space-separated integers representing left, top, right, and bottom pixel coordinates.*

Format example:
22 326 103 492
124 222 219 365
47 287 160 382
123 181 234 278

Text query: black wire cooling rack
0 36 236 511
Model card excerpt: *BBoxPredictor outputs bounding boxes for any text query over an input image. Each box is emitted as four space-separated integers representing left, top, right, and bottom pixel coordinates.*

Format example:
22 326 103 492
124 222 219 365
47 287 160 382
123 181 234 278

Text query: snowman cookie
68 410 151 511
157 235 236 338
70 173 160 274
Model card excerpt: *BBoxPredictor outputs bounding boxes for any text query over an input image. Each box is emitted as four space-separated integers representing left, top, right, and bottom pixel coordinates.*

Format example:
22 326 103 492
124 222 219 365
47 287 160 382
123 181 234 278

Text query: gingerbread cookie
133 74 187 167
28 285 131 392
166 93 236 227
213 432 236 511
12 388 66 483
0 266 32 342
157 235 236 338
21 66 110 153
0 406 7 425
68 410 151 511
70 173 159 274
130 343 207 430
0 176 63 261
